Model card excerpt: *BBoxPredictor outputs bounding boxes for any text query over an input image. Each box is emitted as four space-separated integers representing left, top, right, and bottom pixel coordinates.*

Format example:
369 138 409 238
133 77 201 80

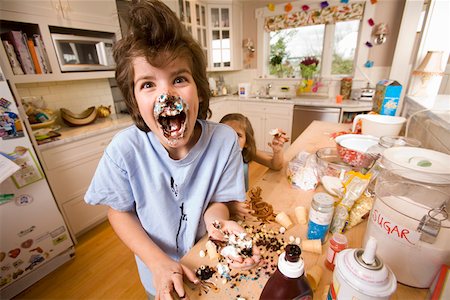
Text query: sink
249 96 292 101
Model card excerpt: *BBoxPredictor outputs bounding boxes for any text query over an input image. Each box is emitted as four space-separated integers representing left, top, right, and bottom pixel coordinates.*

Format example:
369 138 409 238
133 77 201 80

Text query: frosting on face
153 93 189 146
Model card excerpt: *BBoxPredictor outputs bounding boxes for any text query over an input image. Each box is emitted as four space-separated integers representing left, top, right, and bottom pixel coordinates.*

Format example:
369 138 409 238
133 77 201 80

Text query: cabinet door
265 111 292 152
239 103 266 151
209 99 238 123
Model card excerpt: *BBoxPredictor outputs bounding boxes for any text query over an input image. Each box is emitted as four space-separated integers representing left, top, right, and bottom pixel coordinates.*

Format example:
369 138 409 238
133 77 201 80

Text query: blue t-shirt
85 119 246 294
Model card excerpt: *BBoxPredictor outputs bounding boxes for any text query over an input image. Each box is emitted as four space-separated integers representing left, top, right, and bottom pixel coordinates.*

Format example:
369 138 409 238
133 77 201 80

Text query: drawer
62 194 108 237
41 130 117 170
46 153 102 202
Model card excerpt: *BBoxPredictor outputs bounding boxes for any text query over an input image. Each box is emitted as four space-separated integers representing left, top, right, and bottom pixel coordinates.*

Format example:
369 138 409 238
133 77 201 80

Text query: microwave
51 33 115 72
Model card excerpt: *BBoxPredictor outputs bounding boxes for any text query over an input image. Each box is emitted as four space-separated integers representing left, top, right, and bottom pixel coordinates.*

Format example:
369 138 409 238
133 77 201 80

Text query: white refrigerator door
0 76 74 297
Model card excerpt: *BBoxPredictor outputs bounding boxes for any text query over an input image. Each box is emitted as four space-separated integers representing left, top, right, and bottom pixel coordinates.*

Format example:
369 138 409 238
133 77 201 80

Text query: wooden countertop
181 121 428 300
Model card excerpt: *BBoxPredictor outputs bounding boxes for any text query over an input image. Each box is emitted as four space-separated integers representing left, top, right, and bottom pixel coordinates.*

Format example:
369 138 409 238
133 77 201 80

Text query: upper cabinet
0 0 121 84
207 1 242 71
178 0 208 65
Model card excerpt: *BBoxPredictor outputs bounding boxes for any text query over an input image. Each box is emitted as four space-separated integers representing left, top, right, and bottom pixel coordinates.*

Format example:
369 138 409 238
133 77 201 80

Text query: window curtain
264 2 365 32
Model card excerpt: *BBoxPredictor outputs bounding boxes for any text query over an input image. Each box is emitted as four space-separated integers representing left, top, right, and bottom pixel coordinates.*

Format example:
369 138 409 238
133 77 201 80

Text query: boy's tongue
163 116 183 137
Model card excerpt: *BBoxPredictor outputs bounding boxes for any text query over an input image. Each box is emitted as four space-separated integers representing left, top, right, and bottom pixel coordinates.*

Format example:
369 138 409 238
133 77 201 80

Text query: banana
60 106 97 126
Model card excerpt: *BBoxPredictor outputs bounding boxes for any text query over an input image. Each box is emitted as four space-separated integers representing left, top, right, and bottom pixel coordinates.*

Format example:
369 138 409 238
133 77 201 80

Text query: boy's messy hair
220 113 256 163
113 0 210 132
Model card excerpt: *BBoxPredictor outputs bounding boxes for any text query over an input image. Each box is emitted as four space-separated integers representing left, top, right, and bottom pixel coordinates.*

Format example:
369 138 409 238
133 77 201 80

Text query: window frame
255 0 375 81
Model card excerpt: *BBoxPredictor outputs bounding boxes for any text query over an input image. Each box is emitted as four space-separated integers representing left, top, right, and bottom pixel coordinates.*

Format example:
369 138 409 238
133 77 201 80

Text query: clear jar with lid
307 192 335 243
367 136 421 156
340 77 353 100
365 136 422 195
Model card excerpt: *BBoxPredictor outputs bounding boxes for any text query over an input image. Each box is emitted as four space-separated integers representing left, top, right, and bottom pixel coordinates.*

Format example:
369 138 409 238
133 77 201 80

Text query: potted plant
300 56 319 79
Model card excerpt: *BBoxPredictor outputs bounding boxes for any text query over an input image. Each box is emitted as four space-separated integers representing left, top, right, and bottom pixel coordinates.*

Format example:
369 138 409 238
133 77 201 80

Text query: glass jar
340 77 353 100
307 192 335 243
367 136 422 156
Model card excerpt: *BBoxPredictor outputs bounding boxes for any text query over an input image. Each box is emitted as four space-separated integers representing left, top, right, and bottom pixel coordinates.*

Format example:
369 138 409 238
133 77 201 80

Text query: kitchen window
257 1 373 80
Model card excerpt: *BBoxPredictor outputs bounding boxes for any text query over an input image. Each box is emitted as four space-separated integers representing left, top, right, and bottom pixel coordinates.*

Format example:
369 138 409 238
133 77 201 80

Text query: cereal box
372 80 402 116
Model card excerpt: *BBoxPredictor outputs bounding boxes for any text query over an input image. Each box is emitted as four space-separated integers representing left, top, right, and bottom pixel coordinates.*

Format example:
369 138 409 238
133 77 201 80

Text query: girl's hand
226 201 254 220
153 258 198 300
268 129 290 153
206 220 262 270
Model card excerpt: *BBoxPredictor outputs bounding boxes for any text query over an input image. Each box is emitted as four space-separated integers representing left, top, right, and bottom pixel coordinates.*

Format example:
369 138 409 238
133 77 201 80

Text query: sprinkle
285 3 293 12
320 1 329 9
370 0 378 4
267 3 275 11
340 0 349 3
302 5 310 11
365 41 373 48
368 18 375 26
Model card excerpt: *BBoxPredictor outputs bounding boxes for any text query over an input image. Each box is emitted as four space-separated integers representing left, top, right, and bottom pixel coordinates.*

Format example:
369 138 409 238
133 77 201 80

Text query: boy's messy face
133 56 199 150
223 120 247 150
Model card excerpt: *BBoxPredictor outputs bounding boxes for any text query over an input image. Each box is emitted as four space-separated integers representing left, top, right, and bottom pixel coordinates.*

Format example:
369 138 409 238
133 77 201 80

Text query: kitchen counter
37 113 133 150
210 95 373 111
180 121 428 300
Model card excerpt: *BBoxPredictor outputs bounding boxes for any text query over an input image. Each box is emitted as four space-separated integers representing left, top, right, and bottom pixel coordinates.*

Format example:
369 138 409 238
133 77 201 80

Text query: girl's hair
220 113 256 163
113 0 210 132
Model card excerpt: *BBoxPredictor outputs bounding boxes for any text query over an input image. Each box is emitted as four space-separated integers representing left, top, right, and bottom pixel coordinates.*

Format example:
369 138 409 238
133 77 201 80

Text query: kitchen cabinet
207 1 242 71
178 0 208 61
240 102 293 152
0 0 120 84
209 97 239 122
39 129 121 239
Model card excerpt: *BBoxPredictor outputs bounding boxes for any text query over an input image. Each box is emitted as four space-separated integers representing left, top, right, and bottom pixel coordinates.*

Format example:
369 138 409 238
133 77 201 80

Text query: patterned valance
264 2 365 32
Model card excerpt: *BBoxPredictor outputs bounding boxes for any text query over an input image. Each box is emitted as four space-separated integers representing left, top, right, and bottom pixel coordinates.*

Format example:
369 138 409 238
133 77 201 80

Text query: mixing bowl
315 147 353 179
334 134 379 168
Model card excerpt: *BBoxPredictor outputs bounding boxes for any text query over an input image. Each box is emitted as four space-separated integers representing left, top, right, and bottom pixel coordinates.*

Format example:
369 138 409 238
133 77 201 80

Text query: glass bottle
307 193 335 243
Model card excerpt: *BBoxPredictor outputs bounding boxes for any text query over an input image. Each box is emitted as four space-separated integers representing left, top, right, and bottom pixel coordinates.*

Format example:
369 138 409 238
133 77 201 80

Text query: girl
85 1 260 299
220 113 290 190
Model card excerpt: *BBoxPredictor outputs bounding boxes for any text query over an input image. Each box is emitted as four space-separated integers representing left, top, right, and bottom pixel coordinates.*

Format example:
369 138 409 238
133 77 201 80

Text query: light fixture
373 23 389 45
409 51 445 97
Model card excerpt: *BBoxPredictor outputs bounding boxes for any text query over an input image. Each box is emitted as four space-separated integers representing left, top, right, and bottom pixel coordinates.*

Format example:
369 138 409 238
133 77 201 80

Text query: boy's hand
226 201 254 220
207 220 262 270
153 258 198 300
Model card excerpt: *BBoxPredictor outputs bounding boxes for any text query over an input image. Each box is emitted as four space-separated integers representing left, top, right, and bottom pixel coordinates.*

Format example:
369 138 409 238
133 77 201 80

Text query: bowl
315 147 353 179
335 134 379 168
352 114 406 137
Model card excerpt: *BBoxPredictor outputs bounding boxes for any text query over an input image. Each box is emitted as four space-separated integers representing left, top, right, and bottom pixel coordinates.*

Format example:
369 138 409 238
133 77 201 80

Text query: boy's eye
174 77 187 84
142 82 154 89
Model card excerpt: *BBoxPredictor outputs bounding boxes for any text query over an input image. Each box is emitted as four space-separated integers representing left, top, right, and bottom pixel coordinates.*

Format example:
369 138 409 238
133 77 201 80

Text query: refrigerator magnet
15 194 33 206
9 148 44 188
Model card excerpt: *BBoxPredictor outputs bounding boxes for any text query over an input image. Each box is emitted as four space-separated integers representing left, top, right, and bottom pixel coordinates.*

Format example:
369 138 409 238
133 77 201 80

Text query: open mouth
154 94 188 142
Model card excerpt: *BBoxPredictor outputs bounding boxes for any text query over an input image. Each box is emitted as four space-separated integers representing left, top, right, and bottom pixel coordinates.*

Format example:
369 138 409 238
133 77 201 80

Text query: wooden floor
13 162 268 299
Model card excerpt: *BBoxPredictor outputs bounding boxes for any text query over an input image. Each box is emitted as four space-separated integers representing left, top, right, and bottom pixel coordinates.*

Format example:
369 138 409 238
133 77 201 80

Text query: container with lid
328 236 397 300
260 244 313 299
307 193 335 243
364 170 450 288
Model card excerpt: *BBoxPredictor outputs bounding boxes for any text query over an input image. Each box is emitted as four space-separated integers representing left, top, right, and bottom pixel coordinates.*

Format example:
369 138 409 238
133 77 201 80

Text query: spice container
307 192 335 243
340 77 353 100
325 233 348 271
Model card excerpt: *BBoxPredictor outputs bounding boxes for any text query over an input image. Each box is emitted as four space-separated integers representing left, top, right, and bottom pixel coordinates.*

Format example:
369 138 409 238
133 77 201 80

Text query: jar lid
313 192 335 207
378 136 421 149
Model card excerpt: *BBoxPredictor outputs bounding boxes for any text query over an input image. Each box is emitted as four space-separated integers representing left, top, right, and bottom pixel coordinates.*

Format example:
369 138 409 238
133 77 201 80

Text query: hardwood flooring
13 162 268 299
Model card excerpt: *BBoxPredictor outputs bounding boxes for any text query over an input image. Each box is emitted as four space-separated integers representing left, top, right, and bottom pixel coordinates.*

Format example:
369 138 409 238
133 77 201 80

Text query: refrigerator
0 66 74 299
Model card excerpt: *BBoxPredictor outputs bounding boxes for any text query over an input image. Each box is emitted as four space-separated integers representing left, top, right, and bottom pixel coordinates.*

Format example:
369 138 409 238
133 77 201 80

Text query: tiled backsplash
16 79 116 116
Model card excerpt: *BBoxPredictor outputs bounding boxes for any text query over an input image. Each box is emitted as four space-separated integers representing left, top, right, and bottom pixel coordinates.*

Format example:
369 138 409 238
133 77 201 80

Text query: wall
16 79 116 121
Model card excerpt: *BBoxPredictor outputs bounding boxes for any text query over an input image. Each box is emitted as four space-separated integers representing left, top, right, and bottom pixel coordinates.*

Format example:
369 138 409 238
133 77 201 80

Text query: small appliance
51 33 115 72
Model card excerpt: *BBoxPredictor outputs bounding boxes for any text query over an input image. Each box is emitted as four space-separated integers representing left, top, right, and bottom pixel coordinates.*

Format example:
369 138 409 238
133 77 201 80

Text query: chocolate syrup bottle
260 244 313 300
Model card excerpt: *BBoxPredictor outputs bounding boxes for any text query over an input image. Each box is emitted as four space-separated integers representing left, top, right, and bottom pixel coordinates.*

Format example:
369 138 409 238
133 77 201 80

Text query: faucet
265 83 272 96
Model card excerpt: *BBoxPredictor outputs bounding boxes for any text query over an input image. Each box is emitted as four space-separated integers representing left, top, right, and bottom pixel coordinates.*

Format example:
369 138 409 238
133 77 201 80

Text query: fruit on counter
60 106 97 126
97 105 112 118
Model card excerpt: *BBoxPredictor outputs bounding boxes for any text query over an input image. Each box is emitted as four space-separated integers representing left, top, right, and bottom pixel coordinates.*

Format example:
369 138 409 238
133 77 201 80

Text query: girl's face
223 120 246 150
133 56 200 157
